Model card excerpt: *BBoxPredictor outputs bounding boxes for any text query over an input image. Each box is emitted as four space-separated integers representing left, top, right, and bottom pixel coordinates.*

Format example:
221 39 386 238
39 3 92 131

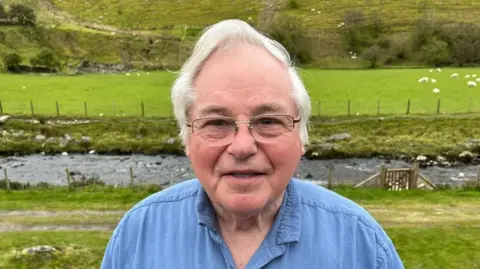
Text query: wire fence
2 98 480 118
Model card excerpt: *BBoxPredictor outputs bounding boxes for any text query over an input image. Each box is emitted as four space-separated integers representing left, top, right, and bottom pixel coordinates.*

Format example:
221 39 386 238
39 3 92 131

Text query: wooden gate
382 167 418 191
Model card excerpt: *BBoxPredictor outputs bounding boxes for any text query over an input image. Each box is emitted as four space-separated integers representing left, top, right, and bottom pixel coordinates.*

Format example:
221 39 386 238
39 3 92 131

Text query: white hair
170 19 312 146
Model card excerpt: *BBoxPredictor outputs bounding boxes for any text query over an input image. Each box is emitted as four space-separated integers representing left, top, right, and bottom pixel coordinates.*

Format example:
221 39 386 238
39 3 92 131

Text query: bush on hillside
361 44 383 68
264 14 311 64
0 3 7 20
420 37 450 66
340 9 389 55
439 22 480 66
8 3 36 26
30 48 61 70
2 52 22 71
287 0 299 9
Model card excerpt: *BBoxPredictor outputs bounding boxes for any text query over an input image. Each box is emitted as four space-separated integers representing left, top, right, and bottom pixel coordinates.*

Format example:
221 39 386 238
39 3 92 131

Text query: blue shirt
100 178 404 269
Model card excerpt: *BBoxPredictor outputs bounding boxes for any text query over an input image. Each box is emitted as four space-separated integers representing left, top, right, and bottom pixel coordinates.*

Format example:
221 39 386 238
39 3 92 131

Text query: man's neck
214 193 284 235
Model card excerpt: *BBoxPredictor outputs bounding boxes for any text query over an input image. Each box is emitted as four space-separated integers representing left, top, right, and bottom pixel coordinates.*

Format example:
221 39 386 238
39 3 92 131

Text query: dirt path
1 204 479 232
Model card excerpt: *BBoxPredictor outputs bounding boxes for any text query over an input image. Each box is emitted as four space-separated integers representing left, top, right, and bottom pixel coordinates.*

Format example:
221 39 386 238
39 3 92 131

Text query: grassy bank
1 114 480 161
0 185 479 268
2 68 480 116
1 184 479 211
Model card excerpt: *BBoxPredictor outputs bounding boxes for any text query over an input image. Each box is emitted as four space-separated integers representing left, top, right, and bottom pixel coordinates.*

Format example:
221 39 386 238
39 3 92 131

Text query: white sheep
432 88 440 93
467 81 477 87
418 77 429 83
436 68 442 72
465 74 471 78
451 73 459 78
473 74 477 78
429 69 433 72
476 78 480 82
431 78 437 84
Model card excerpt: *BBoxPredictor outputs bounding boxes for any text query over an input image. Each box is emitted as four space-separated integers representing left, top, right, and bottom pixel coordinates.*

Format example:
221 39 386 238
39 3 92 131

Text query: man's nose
226 123 257 159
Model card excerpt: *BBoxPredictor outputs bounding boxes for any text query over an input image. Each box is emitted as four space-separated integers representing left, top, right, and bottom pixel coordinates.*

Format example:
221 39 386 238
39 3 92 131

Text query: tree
0 3 7 20
3 52 22 71
264 14 311 64
420 37 450 66
30 48 61 70
341 10 373 54
361 45 382 68
8 4 36 26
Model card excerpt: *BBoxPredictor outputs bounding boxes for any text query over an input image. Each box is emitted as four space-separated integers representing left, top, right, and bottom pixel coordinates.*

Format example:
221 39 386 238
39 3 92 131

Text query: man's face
186 44 305 216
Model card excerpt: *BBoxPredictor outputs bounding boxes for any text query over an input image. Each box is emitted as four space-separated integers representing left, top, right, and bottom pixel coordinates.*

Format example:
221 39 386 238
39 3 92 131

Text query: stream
0 154 478 187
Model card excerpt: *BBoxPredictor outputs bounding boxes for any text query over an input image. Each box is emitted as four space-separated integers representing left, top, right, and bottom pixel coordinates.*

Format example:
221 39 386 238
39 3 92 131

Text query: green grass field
0 186 479 268
1 68 480 117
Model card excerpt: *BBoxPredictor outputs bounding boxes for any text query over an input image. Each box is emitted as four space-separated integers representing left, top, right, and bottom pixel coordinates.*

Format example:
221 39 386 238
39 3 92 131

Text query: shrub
264 14 311 64
361 45 382 68
2 52 22 71
420 37 450 66
287 0 299 9
30 48 61 70
8 3 36 26
440 22 480 66
0 3 7 20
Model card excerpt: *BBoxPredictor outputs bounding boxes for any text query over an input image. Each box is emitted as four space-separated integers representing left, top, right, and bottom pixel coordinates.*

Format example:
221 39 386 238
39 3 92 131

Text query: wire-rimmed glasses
186 114 301 146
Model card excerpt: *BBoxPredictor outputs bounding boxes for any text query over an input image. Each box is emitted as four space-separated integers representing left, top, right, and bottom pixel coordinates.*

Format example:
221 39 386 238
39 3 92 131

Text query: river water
0 154 478 187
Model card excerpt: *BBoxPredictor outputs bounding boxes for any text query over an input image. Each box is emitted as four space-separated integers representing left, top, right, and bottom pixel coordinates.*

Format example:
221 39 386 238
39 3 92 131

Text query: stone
34 135 46 143
61 152 68 156
416 155 427 161
81 136 92 144
0 115 10 124
89 150 96 154
21 245 58 255
166 138 176 144
1 130 9 137
326 133 351 142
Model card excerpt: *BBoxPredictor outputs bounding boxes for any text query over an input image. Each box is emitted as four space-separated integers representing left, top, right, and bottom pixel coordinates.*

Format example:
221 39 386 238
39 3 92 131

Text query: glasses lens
250 115 294 143
193 117 235 145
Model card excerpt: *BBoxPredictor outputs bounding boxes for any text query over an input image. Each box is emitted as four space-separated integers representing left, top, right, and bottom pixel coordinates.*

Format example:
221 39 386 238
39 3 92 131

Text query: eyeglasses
186 114 300 146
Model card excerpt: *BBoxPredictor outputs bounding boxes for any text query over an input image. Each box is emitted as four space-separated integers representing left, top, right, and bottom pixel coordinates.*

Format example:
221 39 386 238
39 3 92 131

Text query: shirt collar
196 178 302 244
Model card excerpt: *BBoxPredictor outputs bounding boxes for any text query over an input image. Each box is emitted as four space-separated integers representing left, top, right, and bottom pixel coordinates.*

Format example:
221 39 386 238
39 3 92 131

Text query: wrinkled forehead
190 44 295 118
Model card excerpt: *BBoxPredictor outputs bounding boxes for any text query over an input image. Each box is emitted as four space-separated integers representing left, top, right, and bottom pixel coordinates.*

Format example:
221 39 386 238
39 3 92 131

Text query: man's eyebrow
252 103 287 115
198 105 231 117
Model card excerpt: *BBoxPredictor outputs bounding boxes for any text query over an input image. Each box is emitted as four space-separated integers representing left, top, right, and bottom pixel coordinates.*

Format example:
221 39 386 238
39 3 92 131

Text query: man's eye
204 119 231 127
257 117 282 125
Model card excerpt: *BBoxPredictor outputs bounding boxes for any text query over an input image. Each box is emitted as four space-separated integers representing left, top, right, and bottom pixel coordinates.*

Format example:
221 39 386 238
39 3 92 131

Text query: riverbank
1 185 479 268
1 114 480 165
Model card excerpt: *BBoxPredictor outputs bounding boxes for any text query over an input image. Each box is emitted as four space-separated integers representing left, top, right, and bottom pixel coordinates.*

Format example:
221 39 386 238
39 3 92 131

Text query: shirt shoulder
128 178 201 212
292 179 402 268
293 178 377 224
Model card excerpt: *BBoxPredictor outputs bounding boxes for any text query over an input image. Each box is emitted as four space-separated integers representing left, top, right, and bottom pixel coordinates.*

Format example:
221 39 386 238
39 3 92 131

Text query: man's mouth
227 172 265 178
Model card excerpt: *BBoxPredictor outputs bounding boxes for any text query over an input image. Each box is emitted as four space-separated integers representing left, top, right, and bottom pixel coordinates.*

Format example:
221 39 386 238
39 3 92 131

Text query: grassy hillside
2 0 480 69
50 0 480 31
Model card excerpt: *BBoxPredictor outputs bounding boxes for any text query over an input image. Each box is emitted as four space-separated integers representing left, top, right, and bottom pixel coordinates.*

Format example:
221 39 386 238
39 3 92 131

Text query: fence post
0 100 3 114
4 168 11 192
130 167 135 188
65 168 73 191
406 99 410 115
141 101 145 117
347 100 351 116
477 165 480 187
380 164 387 188
30 100 34 116
56 101 60 116
377 100 380 115
327 165 333 189
436 99 441 114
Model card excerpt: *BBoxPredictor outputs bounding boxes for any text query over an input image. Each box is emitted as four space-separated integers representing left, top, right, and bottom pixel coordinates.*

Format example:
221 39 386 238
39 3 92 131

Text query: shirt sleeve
100 224 123 269
376 240 405 269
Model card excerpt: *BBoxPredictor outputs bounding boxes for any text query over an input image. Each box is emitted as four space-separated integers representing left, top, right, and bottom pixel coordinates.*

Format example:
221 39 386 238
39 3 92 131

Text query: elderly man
101 19 404 269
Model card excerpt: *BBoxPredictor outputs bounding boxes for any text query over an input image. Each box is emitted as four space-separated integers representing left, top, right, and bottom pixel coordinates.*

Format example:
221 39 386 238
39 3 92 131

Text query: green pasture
1 68 480 117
